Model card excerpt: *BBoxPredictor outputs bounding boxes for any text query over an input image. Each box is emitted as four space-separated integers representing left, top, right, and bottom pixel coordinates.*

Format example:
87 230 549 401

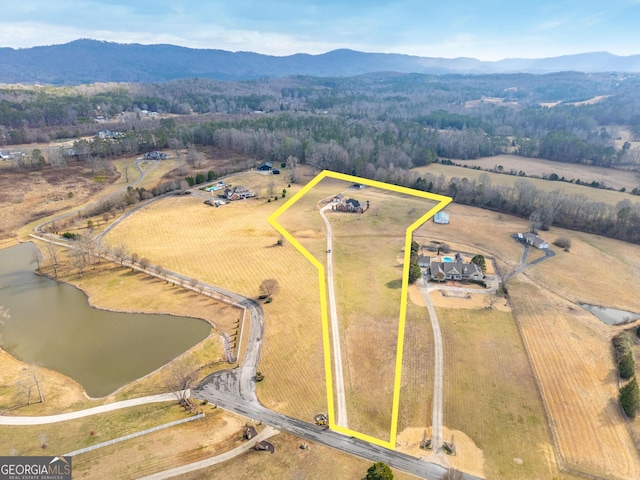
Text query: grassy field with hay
416 162 635 206
455 154 640 192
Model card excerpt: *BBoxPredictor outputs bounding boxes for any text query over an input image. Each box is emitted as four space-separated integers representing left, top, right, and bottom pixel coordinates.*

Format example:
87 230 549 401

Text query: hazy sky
2 0 640 60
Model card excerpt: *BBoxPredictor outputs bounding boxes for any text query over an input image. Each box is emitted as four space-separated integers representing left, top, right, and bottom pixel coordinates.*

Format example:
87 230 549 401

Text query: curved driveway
0 392 185 425
319 203 349 428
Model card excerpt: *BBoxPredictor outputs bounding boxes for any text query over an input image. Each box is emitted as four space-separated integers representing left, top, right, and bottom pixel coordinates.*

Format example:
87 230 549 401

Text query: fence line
64 412 205 457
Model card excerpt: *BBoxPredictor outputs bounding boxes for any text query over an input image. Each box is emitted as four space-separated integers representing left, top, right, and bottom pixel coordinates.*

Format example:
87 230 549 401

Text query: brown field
509 277 640 479
0 401 290 480
437 305 556 479
417 162 638 206
102 169 329 422
5 149 640 480
415 201 640 479
450 154 640 191
178 430 418 480
397 302 434 443
278 177 438 440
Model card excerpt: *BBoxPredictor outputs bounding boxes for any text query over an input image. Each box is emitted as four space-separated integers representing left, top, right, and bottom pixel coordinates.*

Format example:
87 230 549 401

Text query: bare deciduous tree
139 257 150 272
112 243 128 266
30 248 43 271
45 242 59 278
130 252 139 270
0 305 8 344
166 358 198 405
71 246 87 278
259 278 280 299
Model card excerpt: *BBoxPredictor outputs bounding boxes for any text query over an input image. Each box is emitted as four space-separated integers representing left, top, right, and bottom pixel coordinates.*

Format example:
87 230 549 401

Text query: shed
257 161 273 171
521 232 549 249
434 211 450 224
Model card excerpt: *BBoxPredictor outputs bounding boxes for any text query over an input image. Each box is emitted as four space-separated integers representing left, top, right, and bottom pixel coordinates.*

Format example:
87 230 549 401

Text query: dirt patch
408 284 427 306
396 426 485 478
430 290 511 312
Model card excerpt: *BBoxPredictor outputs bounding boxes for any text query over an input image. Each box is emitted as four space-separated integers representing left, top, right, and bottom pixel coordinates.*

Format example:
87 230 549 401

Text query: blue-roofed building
434 211 450 224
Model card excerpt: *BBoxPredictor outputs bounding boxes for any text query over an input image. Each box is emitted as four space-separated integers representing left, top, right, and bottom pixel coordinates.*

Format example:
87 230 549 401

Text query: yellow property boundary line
268 170 452 449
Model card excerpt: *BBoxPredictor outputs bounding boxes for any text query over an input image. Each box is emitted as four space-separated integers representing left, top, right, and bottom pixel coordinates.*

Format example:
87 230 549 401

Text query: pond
580 303 640 326
0 242 211 397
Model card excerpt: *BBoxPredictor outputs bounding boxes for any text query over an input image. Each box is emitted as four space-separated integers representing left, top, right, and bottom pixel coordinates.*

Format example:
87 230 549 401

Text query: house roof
522 232 548 248
431 261 482 277
346 199 361 208
258 161 273 168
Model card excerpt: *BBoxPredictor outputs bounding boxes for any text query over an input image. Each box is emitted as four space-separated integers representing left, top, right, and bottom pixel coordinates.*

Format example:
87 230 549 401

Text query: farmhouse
518 232 550 249
334 197 369 213
144 151 168 160
257 161 273 171
426 253 483 282
224 185 256 201
97 130 125 139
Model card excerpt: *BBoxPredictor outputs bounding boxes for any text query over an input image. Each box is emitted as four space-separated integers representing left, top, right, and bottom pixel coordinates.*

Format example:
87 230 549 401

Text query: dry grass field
437 305 556 479
417 162 637 206
0 401 293 480
509 277 640 480
177 430 418 480
277 177 439 440
103 169 329 422
414 202 640 479
453 154 640 191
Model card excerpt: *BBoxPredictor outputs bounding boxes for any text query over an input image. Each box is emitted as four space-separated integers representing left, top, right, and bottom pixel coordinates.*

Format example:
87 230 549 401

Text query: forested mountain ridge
2 39 640 84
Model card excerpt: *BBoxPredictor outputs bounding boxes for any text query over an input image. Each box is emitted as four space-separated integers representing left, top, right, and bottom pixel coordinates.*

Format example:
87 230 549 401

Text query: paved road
136 426 280 480
195 385 481 480
417 279 445 455
319 203 349 428
0 392 185 425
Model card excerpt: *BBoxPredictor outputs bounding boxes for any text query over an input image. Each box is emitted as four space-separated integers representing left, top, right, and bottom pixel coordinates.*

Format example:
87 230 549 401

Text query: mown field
416 162 637 207
437 305 555 479
416 201 640 479
509 278 640 479
456 154 640 192
277 177 439 440
103 169 329 422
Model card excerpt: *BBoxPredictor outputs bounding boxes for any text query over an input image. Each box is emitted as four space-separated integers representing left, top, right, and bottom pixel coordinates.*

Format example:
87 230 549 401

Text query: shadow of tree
386 279 402 289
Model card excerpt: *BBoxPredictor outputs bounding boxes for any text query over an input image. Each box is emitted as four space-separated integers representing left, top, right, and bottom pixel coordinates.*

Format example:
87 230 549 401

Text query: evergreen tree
620 377 640 418
619 350 635 379
365 462 394 480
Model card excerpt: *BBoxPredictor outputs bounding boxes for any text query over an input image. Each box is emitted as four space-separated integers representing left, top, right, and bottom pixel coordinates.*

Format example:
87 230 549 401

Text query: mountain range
1 39 640 85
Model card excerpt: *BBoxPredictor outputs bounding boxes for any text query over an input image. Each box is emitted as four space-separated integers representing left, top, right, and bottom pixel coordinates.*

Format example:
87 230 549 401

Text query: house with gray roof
518 232 550 249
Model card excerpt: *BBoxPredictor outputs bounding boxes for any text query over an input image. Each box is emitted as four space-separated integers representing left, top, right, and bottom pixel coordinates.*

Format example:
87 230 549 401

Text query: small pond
0 242 211 397
580 303 640 326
